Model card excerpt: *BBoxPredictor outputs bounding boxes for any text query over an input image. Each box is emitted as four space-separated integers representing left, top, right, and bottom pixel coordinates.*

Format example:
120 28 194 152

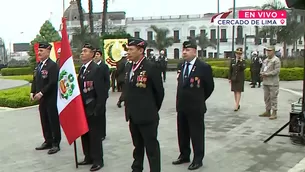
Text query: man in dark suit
116 51 128 107
30 42 61 155
159 50 168 82
125 37 164 172
94 48 110 141
77 43 106 171
172 41 214 170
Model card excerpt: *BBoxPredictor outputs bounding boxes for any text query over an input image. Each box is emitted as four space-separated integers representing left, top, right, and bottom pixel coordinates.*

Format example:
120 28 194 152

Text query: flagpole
231 0 236 54
216 0 220 58
74 141 79 168
62 0 65 16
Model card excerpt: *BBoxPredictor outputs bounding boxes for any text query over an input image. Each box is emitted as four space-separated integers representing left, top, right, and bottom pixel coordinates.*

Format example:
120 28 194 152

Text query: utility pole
231 0 236 55
216 0 220 58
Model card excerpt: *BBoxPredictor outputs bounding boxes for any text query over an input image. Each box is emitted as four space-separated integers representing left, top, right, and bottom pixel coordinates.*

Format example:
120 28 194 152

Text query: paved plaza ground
0 72 305 172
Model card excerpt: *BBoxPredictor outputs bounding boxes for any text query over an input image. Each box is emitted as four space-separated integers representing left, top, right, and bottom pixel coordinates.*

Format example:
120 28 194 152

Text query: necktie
79 66 85 75
184 62 190 82
37 62 43 72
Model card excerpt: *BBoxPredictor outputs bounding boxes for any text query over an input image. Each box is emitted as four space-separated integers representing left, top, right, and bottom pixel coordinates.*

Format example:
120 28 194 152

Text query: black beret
235 47 243 53
83 43 95 50
128 37 147 50
183 41 197 49
94 48 102 54
38 42 52 50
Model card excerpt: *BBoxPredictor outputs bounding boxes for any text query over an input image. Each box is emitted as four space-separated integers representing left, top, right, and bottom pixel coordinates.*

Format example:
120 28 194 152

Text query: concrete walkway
0 78 28 90
0 72 304 172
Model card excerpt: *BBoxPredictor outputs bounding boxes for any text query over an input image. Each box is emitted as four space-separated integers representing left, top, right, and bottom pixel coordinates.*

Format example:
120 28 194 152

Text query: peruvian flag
57 17 89 145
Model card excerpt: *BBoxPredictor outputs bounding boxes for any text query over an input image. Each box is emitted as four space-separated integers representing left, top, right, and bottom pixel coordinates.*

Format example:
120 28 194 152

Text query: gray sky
0 0 287 48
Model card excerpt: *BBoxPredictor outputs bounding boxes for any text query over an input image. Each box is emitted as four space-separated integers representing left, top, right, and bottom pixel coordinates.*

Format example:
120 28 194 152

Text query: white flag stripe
57 57 81 114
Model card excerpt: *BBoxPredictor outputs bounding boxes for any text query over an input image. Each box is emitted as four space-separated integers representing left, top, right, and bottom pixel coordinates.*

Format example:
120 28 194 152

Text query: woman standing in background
228 47 246 111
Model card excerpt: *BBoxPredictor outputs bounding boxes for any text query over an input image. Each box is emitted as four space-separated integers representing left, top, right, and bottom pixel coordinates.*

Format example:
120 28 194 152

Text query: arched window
174 48 180 59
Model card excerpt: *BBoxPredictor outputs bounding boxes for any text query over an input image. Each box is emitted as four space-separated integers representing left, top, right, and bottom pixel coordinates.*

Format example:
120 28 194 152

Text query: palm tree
76 0 85 33
193 33 216 57
148 25 174 52
259 0 304 57
101 0 108 34
88 0 94 34
71 25 100 51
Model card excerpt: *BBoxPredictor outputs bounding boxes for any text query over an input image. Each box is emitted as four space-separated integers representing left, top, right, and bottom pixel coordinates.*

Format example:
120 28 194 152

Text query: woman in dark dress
228 47 246 111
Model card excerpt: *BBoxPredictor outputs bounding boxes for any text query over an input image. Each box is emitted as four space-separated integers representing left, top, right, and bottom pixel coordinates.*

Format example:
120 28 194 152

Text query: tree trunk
88 0 94 34
101 0 108 34
283 42 287 58
76 0 85 34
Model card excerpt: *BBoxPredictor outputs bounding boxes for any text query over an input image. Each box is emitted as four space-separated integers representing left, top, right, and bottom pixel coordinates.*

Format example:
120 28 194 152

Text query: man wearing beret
77 43 106 171
173 40 214 170
124 37 164 172
31 42 61 154
94 48 110 141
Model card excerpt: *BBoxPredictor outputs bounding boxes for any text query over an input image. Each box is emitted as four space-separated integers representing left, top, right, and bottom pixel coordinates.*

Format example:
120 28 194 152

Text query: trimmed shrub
212 67 303 81
1 75 33 83
1 66 81 76
1 67 32 76
0 86 38 108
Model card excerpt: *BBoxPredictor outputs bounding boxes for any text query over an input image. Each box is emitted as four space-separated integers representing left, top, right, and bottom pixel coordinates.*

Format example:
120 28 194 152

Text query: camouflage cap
266 46 275 51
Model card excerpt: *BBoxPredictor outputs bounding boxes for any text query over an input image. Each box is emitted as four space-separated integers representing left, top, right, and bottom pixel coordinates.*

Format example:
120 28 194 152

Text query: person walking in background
250 51 262 88
228 47 246 111
159 50 168 82
116 51 128 108
259 46 281 120
173 40 214 171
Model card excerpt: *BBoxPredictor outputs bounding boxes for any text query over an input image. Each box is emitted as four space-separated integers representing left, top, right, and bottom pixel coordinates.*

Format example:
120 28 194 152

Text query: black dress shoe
35 143 52 150
101 137 105 141
172 157 190 165
90 164 103 171
47 146 60 154
188 162 203 170
78 160 93 165
117 101 122 108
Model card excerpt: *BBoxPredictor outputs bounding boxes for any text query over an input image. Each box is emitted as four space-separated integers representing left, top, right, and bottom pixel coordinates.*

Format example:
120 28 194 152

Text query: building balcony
210 39 217 44
220 38 228 42
174 39 180 43
235 38 244 45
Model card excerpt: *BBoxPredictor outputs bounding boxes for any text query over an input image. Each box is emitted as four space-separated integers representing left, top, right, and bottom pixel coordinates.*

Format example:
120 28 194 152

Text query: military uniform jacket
261 56 281 86
228 58 246 82
78 61 105 117
124 58 164 124
98 62 110 98
116 57 127 83
159 55 168 69
176 59 214 114
31 58 59 104
250 57 262 72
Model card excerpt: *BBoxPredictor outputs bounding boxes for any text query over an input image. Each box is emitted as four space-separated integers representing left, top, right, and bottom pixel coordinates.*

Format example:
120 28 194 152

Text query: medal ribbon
132 56 145 72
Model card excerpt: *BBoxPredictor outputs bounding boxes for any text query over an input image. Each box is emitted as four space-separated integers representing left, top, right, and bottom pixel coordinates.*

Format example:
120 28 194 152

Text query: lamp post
231 0 236 55
216 0 220 58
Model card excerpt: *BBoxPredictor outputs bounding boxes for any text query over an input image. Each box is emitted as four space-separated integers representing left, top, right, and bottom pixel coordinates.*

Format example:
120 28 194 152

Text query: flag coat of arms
57 17 88 145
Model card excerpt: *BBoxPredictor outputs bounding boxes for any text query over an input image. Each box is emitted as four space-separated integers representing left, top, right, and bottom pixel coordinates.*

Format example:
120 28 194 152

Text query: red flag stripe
59 18 71 68
210 11 232 22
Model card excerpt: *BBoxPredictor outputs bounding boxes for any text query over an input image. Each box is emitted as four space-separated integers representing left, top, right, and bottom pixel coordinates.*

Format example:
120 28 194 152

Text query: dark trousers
251 70 261 85
162 70 166 81
117 81 124 92
81 116 104 165
177 111 205 163
129 120 160 172
101 99 107 138
118 83 125 102
39 101 61 146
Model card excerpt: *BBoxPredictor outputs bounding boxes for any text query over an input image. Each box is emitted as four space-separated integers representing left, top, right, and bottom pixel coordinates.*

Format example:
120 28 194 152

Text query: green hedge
0 86 38 108
212 67 303 81
1 66 81 76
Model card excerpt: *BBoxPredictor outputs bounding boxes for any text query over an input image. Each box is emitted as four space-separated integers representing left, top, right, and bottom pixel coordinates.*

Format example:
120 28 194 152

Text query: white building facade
125 6 304 59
